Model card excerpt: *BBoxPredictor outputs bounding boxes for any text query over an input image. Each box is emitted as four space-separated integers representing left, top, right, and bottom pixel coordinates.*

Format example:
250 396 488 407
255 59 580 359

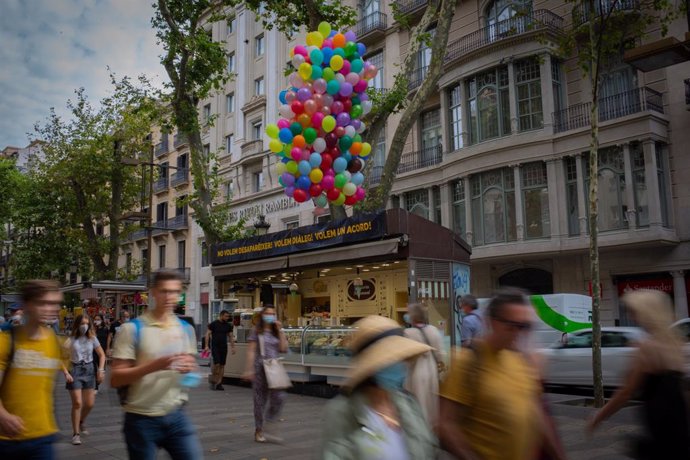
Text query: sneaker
215 384 224 391
71 434 82 445
263 421 284 444
254 430 266 443
79 424 89 436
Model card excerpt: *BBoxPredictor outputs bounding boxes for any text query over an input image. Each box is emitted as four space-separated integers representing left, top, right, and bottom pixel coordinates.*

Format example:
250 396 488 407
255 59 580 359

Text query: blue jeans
0 434 55 460
123 407 202 460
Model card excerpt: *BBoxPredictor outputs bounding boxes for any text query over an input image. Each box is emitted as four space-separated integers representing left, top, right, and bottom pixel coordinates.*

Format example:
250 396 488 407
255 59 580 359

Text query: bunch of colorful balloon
265 21 378 207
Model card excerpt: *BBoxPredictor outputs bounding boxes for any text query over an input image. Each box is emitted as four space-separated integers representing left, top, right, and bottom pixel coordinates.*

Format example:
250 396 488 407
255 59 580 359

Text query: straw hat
343 315 431 390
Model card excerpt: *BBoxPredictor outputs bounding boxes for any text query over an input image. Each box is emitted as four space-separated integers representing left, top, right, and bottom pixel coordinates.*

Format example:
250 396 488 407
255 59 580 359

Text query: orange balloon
293 135 306 148
297 113 311 127
350 142 362 155
332 33 346 48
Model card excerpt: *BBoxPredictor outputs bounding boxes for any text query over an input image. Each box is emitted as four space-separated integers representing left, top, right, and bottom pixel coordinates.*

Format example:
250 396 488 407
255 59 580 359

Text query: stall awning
60 281 146 293
212 256 289 278
288 238 400 269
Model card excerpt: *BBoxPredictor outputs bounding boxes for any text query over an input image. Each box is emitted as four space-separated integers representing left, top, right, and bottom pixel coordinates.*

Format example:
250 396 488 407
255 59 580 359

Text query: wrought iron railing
370 165 384 185
167 214 189 230
173 133 188 148
154 137 169 157
553 87 664 133
445 10 563 64
152 219 168 236
171 168 189 187
153 177 169 193
573 0 639 27
394 0 432 16
129 229 147 241
397 145 443 174
356 12 387 38
408 66 429 91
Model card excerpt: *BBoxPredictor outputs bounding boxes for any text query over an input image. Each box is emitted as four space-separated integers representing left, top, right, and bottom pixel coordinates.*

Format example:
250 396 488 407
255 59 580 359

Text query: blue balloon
296 175 311 190
309 153 322 168
279 90 287 104
279 128 294 144
333 157 348 173
326 79 340 95
310 49 324 66
298 160 311 176
341 152 352 162
357 42 366 56
351 172 364 185
282 157 290 163
322 47 333 65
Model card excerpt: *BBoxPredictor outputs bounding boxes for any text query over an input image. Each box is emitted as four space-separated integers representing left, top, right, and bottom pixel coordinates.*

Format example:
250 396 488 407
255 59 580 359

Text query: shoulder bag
415 325 447 381
258 333 292 390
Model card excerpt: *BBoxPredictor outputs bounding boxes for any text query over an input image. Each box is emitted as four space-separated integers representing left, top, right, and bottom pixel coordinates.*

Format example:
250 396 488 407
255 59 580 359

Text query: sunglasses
494 316 532 331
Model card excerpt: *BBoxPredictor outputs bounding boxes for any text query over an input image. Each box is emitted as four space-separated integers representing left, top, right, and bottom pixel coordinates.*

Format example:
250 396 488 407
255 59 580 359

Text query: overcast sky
0 0 166 148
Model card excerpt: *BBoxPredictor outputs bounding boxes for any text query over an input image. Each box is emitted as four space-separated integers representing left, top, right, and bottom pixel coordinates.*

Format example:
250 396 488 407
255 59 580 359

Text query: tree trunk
107 139 124 276
71 180 108 277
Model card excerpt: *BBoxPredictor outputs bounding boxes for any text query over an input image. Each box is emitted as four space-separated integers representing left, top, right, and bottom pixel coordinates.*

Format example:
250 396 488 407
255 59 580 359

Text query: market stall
210 209 472 384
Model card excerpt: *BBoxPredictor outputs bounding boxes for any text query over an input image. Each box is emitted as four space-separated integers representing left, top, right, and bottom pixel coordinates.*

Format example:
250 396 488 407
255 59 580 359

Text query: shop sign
617 277 674 296
228 197 300 221
211 212 387 265
347 279 376 301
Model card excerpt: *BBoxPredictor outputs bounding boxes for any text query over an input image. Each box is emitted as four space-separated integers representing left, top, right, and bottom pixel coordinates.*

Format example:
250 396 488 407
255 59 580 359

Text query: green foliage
243 0 356 34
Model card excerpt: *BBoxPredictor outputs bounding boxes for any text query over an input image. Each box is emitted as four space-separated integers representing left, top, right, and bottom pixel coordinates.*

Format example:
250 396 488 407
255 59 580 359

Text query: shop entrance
498 268 553 295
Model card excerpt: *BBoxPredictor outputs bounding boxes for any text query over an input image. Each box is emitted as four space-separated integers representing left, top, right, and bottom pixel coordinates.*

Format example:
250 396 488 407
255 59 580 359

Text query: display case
302 326 356 367
282 326 306 365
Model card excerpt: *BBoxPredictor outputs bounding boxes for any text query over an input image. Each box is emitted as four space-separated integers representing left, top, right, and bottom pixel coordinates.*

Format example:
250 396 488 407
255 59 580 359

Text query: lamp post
253 214 271 236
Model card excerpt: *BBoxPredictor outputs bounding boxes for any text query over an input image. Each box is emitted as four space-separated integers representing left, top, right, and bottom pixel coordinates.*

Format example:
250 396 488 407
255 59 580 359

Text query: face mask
402 313 410 324
11 315 21 323
374 362 407 391
262 314 276 324
94 320 102 326
79 324 89 334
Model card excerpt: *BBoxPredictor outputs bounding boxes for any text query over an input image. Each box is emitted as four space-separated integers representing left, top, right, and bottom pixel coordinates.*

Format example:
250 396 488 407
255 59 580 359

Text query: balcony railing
685 78 690 107
370 165 384 185
445 10 563 65
171 168 189 187
241 139 263 157
573 0 639 27
129 228 147 241
154 136 169 158
408 66 429 91
394 0 432 16
167 214 189 230
152 219 168 236
397 145 443 174
356 12 387 39
553 87 664 133
173 133 188 148
153 177 169 193
174 267 191 283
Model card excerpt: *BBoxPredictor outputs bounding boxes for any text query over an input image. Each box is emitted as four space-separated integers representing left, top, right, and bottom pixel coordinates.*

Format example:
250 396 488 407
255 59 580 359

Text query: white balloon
356 121 366 134
313 138 327 153
344 126 356 138
279 104 294 119
361 100 373 115
343 171 352 181
290 73 305 88
335 73 346 84
292 54 305 69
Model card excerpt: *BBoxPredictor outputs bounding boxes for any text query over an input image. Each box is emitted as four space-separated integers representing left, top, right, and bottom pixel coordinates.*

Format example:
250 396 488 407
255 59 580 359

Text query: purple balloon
331 101 344 115
345 31 356 42
351 119 362 130
336 112 351 127
281 172 295 186
358 91 369 101
297 87 312 102
285 186 295 197
339 82 353 97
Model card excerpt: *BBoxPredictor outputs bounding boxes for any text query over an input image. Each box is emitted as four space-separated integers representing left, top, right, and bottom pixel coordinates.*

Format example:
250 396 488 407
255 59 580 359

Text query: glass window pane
483 188 505 244
634 170 648 227
524 188 550 238
567 183 579 236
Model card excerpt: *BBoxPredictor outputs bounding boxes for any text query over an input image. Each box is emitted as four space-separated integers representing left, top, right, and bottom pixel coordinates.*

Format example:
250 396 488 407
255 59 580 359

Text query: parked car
539 327 647 387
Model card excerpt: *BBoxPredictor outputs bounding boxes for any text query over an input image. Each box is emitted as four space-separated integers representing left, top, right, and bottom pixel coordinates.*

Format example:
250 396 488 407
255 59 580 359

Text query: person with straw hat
321 315 438 459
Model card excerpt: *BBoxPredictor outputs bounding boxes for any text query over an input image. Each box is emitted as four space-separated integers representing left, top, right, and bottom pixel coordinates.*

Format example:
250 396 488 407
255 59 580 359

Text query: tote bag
258 334 292 390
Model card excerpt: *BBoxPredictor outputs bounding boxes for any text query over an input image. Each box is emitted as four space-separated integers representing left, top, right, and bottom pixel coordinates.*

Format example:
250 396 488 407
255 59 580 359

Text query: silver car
540 327 647 387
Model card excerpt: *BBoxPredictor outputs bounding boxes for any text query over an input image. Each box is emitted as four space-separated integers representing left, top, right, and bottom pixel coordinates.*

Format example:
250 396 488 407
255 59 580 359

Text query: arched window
470 168 516 245
486 0 532 40
584 147 628 231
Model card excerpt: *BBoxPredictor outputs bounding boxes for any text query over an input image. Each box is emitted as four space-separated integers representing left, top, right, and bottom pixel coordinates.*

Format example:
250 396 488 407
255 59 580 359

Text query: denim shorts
66 362 95 390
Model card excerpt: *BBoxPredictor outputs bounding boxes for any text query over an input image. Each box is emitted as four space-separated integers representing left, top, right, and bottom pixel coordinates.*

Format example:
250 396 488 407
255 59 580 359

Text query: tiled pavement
52 371 642 460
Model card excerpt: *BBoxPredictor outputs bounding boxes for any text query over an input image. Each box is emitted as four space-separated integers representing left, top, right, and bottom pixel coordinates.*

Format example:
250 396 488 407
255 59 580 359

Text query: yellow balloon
305 32 315 47
309 168 324 183
276 162 287 175
318 22 331 38
360 142 372 157
299 62 312 80
330 55 344 72
312 32 324 47
269 139 283 153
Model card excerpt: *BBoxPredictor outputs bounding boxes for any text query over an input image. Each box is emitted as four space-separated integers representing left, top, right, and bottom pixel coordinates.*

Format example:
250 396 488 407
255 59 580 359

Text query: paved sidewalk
52 373 642 459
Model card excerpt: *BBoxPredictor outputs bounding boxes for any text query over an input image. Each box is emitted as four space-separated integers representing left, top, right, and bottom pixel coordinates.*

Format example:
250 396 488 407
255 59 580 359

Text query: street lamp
253 214 271 236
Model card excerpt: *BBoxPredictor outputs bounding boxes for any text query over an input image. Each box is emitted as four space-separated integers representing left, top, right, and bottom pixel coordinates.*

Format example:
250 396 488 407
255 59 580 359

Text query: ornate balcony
171 168 189 187
173 133 188 149
408 66 428 91
241 139 263 157
152 219 168 236
553 87 664 133
397 145 442 174
167 214 189 231
154 136 169 158
128 228 147 242
356 12 387 43
573 0 639 28
153 177 169 194
444 10 563 66
394 0 433 17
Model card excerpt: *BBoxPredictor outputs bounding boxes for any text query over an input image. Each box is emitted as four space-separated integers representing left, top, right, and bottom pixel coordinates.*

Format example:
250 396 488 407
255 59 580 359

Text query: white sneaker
72 434 82 445
263 421 284 444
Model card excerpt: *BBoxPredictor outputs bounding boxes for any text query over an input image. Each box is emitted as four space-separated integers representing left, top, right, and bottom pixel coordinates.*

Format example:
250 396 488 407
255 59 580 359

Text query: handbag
258 334 292 390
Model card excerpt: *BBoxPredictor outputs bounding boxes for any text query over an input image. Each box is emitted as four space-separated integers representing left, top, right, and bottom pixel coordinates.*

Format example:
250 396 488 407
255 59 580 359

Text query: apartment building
190 0 690 329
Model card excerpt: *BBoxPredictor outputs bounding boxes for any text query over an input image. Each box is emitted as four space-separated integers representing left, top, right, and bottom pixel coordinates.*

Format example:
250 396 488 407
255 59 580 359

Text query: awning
212 256 289 278
287 238 400 269
60 281 146 293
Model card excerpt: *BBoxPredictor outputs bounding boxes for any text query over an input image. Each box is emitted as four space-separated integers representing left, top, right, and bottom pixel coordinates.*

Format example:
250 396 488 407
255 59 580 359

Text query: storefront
210 209 471 384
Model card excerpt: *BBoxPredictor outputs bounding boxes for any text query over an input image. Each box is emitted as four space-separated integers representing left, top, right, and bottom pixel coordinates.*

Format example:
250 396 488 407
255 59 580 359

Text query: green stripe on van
530 295 592 333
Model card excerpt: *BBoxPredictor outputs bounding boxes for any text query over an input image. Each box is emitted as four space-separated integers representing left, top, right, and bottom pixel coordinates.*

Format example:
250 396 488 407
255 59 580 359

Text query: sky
0 0 166 148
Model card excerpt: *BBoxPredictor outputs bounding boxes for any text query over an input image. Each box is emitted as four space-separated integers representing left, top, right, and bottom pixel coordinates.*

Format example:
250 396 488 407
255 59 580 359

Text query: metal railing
394 0 432 16
167 214 189 230
397 145 443 174
370 165 384 185
129 229 147 241
154 137 169 158
573 0 639 27
685 78 690 106
174 267 191 283
173 133 188 148
553 87 664 133
152 219 168 236
445 10 563 64
408 66 429 91
356 12 387 38
171 168 189 187
153 177 169 193
241 139 263 157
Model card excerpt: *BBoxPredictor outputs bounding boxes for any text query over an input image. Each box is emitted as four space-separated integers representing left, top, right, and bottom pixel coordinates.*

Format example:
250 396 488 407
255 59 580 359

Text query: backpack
116 316 195 406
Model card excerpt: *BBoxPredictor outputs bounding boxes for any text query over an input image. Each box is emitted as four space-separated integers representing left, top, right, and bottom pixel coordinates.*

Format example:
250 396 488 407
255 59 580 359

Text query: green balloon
339 135 353 152
334 173 347 189
323 67 335 81
333 48 345 57
345 42 357 57
350 105 363 119
351 59 363 73
290 122 303 135
303 127 317 144
353 134 362 143
351 96 361 105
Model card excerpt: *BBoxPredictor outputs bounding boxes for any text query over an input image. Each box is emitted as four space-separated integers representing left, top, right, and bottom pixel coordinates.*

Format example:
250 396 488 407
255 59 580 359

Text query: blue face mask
402 313 410 324
263 314 276 324
374 362 407 391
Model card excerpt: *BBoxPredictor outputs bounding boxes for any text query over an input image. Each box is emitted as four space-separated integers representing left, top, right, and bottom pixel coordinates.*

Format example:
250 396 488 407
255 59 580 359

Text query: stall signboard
212 212 387 265
347 279 376 301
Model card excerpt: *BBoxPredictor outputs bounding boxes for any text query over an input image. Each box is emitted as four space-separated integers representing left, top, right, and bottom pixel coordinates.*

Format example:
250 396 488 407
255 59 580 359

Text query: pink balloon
340 60 351 75
277 119 290 129
285 91 297 103
291 147 302 161
294 45 308 57
313 78 327 94
304 99 318 115
353 80 368 93
345 72 360 85
355 187 366 200
322 39 333 49
311 112 325 129
364 64 378 80
300 149 311 161
321 175 335 190
331 101 344 115
321 106 331 116
312 93 324 108
322 94 334 108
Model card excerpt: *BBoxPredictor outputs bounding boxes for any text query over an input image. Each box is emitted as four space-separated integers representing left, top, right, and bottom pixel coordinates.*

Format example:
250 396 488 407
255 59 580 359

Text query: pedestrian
242 305 288 443
321 315 438 459
64 314 106 445
93 314 109 393
106 310 130 357
110 269 202 460
0 280 64 459
588 289 689 459
403 302 445 427
438 288 566 460
458 294 483 347
205 309 236 391
0 306 23 331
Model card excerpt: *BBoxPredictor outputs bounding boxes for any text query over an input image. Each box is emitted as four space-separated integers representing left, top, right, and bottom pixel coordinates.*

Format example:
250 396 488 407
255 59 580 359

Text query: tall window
467 66 511 144
515 57 543 131
203 144 210 157
126 253 132 275
564 157 579 236
631 143 648 227
227 52 235 73
255 34 265 57
656 143 670 227
226 93 235 113
361 0 380 16
227 15 236 34
175 196 187 217
599 55 637 119
156 202 168 222
225 179 234 200
141 248 148 273
449 84 463 151
159 162 169 183
158 244 166 269
421 109 442 164
471 168 517 245
415 27 435 77
433 187 441 223
367 51 384 90
252 120 263 140
405 189 430 219
584 147 628 231
521 162 550 238
203 104 211 124
176 153 188 170
253 171 264 192
255 77 265 95
372 129 386 183
226 134 234 153
453 180 466 237
201 242 209 267
486 0 532 40
178 241 186 269
552 59 564 114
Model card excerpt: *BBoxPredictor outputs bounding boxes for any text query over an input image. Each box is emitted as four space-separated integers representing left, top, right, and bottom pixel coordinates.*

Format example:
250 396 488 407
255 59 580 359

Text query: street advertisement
451 263 471 346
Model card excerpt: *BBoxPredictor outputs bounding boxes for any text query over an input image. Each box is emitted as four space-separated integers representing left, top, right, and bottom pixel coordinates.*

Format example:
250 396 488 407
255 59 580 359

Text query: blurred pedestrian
321 315 438 459
0 306 23 331
0 280 64 459
438 288 566 460
64 314 105 445
403 302 445 426
242 305 288 443
106 310 130 358
588 290 689 459
459 294 482 348
110 269 201 460
205 309 236 391
92 314 109 394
